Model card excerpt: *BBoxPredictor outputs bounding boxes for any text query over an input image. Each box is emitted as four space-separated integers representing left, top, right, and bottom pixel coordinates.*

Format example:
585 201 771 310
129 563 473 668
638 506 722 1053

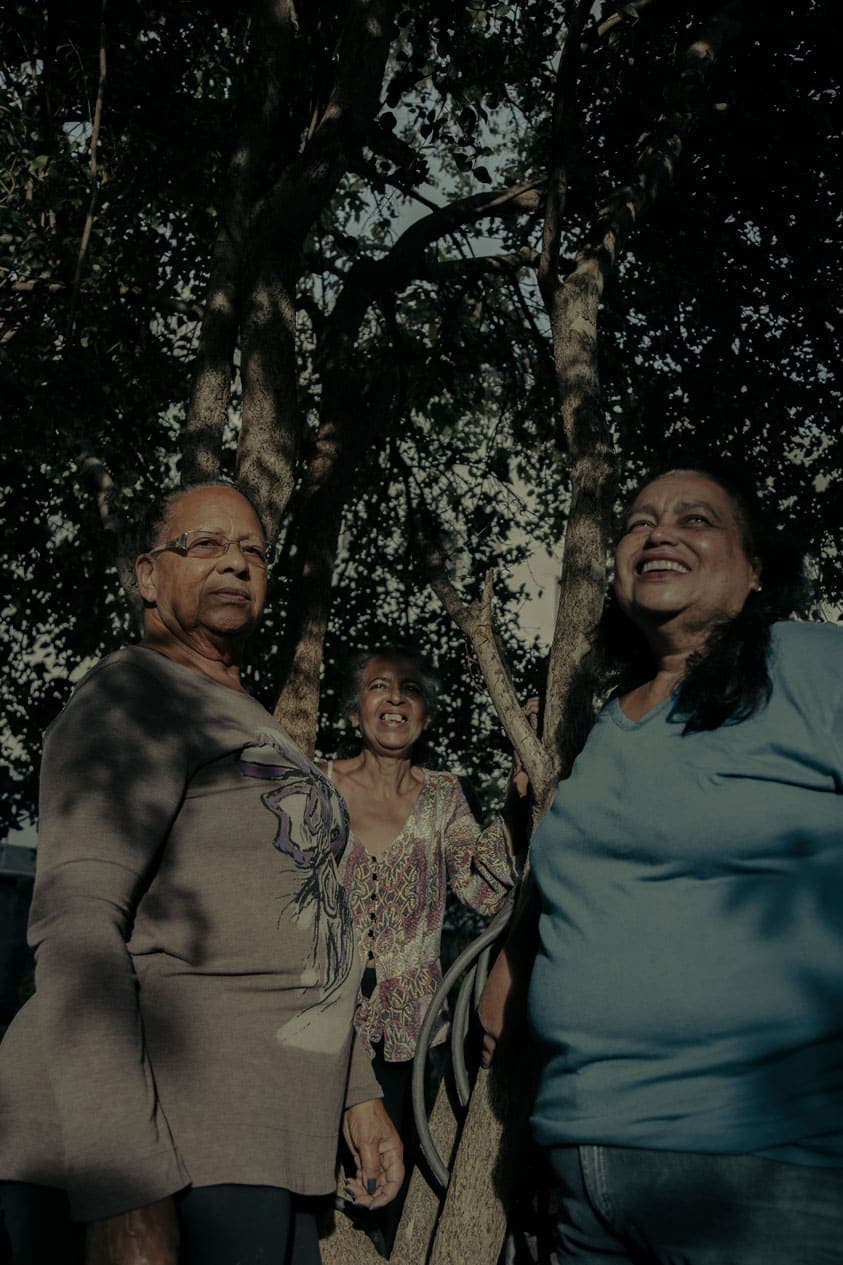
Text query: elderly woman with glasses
0 483 402 1265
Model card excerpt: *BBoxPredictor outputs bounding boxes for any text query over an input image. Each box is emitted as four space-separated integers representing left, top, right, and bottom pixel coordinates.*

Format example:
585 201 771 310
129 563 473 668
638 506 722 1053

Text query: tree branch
537 0 591 304
421 535 553 799
417 247 540 281
589 0 665 45
318 177 545 374
67 0 107 340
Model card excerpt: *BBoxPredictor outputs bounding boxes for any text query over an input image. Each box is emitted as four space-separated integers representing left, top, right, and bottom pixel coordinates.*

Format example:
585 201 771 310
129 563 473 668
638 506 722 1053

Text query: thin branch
538 0 590 304
590 0 664 44
364 119 426 178
67 0 107 340
417 247 540 281
424 554 553 797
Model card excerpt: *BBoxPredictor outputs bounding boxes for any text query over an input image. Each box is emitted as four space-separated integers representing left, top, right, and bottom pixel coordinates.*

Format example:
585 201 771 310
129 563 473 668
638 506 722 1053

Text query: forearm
478 875 539 1064
499 773 532 860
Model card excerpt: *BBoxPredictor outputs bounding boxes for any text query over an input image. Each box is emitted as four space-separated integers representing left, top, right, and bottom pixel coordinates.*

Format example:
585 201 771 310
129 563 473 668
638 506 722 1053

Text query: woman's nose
219 542 249 572
644 522 677 546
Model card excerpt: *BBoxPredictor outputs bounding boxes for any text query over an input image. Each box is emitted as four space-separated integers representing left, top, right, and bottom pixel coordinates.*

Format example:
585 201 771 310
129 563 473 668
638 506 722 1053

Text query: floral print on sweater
334 769 517 1062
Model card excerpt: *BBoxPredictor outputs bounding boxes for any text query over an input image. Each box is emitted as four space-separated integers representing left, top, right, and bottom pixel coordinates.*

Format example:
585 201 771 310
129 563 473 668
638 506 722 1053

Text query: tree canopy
2 0 839 839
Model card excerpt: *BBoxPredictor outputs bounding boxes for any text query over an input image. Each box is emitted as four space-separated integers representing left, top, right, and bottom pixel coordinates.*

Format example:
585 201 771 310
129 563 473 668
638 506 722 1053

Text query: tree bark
236 0 398 539
183 0 306 486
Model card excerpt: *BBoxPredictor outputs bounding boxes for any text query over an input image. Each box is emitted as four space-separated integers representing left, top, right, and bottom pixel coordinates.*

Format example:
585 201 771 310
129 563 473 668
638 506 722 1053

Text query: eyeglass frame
145 529 273 569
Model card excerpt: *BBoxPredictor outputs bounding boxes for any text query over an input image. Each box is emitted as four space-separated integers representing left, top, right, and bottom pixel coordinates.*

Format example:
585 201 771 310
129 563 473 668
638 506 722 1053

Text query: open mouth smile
379 711 408 726
636 559 690 576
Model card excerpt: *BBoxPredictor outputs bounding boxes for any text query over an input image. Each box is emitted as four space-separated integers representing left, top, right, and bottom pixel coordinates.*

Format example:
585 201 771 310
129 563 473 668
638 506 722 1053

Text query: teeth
381 713 406 723
640 560 688 575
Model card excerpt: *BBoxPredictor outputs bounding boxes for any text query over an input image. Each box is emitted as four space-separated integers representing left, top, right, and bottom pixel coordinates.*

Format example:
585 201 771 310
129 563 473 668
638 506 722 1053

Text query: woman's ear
135 555 157 605
348 709 360 731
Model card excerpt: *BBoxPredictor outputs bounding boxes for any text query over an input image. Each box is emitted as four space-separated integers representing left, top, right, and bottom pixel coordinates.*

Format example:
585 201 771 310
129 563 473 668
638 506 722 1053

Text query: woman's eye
684 515 711 526
243 544 266 559
626 518 653 532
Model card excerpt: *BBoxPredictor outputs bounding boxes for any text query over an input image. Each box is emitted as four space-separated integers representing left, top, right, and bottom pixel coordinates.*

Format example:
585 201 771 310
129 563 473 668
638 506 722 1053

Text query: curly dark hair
595 457 813 732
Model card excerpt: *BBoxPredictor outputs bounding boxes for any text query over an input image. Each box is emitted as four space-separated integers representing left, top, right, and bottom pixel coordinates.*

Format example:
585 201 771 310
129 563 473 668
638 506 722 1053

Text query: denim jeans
546 1145 843 1264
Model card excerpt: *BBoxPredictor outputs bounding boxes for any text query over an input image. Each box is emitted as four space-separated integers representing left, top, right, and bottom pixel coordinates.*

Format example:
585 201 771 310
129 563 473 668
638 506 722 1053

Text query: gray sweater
0 647 379 1220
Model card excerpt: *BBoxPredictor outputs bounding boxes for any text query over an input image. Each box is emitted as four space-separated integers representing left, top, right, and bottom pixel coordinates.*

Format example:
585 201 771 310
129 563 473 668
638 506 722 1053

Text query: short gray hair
340 644 441 723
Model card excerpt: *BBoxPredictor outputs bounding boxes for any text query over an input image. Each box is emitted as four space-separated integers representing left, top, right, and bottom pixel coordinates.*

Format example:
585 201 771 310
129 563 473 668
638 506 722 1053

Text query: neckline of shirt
606 693 676 732
353 767 430 861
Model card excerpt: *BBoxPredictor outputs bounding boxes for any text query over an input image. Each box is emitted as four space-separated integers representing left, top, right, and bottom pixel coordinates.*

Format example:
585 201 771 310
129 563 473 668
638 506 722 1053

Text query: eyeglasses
147 529 273 568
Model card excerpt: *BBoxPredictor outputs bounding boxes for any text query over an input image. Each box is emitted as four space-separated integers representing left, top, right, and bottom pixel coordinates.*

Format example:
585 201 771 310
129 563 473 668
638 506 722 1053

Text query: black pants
342 980 447 1260
0 1181 321 1265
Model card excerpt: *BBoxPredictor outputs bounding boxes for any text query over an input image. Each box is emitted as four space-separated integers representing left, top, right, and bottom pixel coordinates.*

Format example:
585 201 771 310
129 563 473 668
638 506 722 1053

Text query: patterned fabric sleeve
441 774 518 915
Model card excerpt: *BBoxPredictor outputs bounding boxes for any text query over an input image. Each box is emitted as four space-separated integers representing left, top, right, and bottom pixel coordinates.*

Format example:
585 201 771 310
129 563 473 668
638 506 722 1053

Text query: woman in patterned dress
323 644 528 1255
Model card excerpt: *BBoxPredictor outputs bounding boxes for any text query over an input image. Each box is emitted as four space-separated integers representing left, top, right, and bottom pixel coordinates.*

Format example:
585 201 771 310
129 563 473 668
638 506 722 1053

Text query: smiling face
135 486 267 652
613 471 761 640
350 655 431 757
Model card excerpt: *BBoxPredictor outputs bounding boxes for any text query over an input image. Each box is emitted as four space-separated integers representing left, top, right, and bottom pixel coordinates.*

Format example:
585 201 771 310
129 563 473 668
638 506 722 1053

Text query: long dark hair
596 458 813 732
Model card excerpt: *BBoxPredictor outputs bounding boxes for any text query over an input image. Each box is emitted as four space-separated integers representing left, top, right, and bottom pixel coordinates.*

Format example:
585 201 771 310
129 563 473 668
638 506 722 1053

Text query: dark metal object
410 901 513 1188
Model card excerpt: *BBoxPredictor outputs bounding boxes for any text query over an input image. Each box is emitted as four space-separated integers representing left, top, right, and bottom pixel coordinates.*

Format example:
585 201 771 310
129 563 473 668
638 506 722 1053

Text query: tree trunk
183 0 307 486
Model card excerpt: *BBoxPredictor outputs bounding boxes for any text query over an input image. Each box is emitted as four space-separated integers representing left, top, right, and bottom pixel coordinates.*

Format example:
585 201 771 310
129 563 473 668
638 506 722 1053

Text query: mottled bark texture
183 0 307 487
181 0 397 539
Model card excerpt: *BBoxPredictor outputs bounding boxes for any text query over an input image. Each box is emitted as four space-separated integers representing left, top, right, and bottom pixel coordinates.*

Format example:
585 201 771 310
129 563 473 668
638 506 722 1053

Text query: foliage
1 0 840 836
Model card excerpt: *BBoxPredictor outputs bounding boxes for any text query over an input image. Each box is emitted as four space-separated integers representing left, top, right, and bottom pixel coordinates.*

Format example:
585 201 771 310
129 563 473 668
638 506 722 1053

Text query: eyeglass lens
184 531 269 565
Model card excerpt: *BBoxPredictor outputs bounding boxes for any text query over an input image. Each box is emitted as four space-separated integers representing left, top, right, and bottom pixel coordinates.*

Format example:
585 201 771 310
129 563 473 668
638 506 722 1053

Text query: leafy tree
1 1 839 1256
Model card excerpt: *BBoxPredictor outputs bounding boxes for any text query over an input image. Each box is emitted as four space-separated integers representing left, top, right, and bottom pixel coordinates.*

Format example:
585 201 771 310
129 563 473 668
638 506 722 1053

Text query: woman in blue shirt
481 461 843 1264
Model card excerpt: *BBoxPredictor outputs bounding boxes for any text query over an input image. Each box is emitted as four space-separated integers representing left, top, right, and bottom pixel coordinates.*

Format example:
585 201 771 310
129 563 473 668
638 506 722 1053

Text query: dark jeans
0 1181 321 1265
546 1144 843 1264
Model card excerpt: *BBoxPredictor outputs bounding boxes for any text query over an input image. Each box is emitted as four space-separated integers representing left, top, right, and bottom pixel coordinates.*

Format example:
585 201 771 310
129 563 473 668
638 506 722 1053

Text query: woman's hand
343 1098 404 1209
85 1197 179 1265
512 697 540 799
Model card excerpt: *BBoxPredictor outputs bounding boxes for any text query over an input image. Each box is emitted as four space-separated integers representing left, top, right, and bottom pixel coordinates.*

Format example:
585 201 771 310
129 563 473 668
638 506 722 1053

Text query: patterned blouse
332 767 518 1062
